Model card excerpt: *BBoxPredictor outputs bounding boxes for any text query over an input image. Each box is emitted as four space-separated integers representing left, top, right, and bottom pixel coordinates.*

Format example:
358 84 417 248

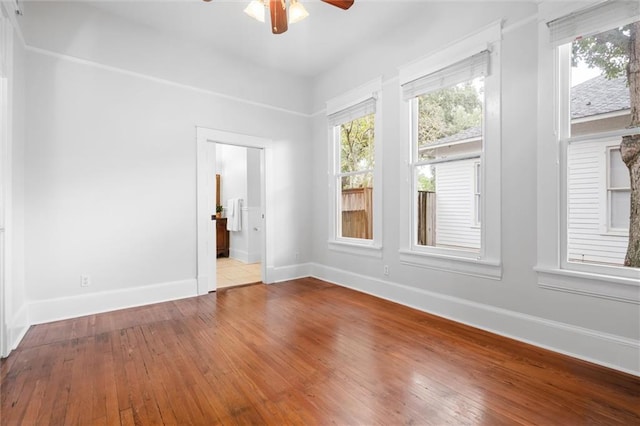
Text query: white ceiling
26 0 437 77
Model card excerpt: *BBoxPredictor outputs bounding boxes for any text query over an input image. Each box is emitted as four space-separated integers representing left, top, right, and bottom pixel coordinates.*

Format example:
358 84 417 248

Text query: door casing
196 127 273 294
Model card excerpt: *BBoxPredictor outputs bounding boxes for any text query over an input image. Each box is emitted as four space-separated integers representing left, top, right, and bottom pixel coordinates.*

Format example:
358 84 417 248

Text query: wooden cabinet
216 218 230 257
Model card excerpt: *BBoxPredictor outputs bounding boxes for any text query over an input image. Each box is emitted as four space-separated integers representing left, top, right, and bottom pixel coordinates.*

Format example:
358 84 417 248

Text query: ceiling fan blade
321 0 354 10
269 0 288 34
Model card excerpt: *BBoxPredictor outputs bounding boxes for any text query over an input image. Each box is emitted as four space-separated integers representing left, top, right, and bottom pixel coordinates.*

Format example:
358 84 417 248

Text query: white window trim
536 2 640 304
602 146 631 236
327 77 383 258
398 21 502 280
473 160 481 228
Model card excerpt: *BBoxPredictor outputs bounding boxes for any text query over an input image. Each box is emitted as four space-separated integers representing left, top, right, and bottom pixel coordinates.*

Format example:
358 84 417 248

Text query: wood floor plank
1 278 639 425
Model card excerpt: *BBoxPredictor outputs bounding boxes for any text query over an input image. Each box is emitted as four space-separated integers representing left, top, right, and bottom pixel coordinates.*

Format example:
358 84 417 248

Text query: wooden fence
341 187 373 239
418 191 436 246
339 188 434 243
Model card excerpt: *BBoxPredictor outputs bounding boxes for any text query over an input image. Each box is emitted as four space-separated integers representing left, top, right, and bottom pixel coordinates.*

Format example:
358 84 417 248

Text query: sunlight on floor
216 258 262 289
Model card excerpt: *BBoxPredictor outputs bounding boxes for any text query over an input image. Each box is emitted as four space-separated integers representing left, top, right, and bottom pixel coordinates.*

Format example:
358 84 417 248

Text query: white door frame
196 127 273 295
0 5 13 358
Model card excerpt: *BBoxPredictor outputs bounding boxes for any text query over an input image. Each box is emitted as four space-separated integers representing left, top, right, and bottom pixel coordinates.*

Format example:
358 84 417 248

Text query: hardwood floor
1 278 639 425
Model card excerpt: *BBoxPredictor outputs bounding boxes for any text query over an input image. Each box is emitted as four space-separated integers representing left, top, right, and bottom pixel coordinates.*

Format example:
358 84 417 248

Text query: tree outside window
567 19 639 268
338 113 374 240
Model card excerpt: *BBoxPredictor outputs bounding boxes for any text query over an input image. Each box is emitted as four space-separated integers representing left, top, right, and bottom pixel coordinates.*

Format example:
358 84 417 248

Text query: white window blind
547 1 640 46
327 97 376 127
401 50 490 101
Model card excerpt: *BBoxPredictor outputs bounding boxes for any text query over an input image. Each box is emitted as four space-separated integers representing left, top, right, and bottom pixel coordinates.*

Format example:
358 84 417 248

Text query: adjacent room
215 143 263 289
1 0 639 424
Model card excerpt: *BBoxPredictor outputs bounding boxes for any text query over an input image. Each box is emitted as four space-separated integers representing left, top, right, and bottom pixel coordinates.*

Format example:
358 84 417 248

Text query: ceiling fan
203 0 355 35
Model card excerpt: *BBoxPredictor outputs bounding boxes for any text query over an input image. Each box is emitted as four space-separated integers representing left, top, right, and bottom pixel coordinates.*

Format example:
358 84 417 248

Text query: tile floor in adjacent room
216 257 262 289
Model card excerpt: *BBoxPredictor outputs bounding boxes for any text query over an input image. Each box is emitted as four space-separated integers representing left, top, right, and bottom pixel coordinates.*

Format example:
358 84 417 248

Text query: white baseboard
247 251 262 264
268 263 312 283
229 249 249 263
29 279 198 325
310 263 640 376
7 303 29 353
229 250 261 264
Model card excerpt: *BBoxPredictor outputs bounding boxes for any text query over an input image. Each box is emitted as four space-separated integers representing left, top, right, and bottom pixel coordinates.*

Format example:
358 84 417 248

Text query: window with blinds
548 0 639 270
403 51 488 252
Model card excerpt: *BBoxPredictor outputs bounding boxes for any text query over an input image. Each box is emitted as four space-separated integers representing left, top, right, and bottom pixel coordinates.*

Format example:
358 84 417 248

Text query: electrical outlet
383 265 390 276
80 275 91 287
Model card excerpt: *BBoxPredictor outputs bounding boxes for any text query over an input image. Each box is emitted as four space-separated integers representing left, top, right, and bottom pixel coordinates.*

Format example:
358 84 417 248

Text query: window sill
328 240 383 258
599 231 628 238
399 249 502 280
535 266 640 304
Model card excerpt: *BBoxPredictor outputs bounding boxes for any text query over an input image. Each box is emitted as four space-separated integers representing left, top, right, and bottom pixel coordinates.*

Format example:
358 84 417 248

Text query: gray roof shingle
571 75 629 119
427 125 482 146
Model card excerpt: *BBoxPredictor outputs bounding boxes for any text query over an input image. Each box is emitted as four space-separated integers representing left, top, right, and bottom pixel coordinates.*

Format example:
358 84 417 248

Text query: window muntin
560 19 638 269
410 78 484 253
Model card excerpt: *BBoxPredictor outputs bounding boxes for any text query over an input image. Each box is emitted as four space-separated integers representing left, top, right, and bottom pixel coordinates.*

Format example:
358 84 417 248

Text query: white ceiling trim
25 44 314 118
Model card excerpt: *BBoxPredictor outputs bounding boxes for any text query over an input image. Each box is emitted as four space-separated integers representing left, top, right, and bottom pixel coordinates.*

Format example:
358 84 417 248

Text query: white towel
226 198 242 231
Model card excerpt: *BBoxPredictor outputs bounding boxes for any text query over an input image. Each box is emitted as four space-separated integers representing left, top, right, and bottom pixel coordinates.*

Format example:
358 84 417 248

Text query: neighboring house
418 126 482 251
419 75 631 263
567 75 631 265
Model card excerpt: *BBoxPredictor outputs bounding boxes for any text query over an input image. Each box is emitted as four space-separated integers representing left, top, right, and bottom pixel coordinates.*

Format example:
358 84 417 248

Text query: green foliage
418 81 483 147
340 113 374 189
417 171 435 192
572 25 631 81
340 113 374 174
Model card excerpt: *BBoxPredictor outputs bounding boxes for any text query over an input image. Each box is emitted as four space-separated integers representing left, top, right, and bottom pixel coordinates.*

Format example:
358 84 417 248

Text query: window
398 22 502 279
411 74 484 252
327 78 382 256
537 1 639 302
606 147 631 232
335 110 374 240
555 7 638 271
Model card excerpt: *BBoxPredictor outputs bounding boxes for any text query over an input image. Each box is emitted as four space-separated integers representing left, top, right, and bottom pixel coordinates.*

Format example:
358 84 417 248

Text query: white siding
435 159 480 250
567 140 628 265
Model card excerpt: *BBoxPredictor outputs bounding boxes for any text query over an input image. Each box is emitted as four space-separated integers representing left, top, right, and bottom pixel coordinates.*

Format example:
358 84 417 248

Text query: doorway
215 144 263 289
196 128 273 295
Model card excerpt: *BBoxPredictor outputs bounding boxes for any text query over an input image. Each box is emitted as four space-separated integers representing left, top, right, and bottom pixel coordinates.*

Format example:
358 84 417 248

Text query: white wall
310 2 639 374
21 9 311 322
20 1 312 115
